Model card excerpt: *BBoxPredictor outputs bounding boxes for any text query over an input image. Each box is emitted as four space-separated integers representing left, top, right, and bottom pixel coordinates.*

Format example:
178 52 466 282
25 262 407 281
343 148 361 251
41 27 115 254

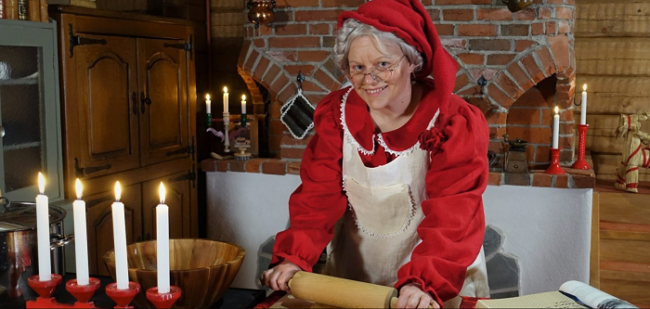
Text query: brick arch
237 42 344 158
486 46 559 111
237 43 342 107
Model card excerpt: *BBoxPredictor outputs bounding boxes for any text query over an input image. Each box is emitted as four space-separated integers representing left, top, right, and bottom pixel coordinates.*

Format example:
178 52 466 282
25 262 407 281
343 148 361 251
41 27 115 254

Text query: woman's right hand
261 260 302 292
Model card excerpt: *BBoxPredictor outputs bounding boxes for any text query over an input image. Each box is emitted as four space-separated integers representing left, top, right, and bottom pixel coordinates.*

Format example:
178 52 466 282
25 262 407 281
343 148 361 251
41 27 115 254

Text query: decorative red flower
418 127 446 154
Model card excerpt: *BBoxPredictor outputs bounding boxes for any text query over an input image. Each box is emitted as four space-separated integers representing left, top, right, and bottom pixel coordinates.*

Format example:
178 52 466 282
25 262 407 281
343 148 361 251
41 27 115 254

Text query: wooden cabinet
51 6 198 276
591 183 650 308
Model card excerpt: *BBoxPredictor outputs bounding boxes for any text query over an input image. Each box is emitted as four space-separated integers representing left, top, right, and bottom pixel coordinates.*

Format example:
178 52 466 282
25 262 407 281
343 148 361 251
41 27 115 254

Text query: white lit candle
206 94 211 114
73 179 89 285
36 172 51 281
241 94 246 115
223 87 229 113
581 84 587 125
553 106 560 149
156 182 170 294
111 181 129 290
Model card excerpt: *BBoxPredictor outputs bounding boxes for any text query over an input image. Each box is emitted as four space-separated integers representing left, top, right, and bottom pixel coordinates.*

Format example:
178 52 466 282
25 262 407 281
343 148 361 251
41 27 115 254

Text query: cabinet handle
136 235 142 242
146 233 151 240
140 92 152 114
74 157 112 177
132 92 138 115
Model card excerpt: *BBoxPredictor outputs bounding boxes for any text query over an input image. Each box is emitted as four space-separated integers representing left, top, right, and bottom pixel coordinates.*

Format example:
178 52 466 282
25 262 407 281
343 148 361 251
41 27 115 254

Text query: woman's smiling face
347 36 415 112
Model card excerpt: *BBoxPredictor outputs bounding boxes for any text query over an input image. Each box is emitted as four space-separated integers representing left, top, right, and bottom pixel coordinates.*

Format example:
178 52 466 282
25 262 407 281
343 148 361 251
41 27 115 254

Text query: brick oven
230 0 584 187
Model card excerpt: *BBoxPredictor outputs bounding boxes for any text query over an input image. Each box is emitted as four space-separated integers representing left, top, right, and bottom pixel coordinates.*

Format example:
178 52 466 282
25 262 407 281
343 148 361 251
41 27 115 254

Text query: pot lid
0 198 66 232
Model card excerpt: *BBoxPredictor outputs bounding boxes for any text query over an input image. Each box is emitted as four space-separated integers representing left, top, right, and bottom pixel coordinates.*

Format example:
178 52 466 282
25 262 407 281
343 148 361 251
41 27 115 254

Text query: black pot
0 199 72 307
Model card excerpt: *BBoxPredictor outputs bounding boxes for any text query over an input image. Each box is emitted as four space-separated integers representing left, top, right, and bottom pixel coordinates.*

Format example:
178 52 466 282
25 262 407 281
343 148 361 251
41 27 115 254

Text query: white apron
325 89 489 308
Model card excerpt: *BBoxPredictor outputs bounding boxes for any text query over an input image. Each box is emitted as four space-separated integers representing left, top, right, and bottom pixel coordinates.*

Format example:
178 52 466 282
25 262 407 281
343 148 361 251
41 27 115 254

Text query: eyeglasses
348 55 406 84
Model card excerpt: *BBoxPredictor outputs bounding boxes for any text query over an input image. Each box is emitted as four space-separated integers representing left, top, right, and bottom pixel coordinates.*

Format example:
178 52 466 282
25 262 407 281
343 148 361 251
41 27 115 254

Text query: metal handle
140 92 152 113
145 233 151 240
0 125 4 137
50 233 74 249
132 92 138 115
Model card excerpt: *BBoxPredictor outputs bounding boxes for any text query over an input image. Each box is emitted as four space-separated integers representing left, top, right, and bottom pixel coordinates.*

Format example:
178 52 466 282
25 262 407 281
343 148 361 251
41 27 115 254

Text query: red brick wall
238 0 576 165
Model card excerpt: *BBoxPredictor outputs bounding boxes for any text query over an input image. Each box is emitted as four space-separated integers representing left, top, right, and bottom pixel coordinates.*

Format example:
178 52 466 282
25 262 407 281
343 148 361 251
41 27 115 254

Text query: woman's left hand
395 283 440 309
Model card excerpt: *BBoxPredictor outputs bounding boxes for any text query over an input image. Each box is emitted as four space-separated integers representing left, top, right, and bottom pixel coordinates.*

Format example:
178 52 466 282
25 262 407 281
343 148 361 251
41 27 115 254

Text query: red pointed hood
337 0 457 124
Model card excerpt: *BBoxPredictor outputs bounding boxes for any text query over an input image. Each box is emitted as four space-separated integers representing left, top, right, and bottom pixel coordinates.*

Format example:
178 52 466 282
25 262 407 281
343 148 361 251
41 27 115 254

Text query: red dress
271 78 490 305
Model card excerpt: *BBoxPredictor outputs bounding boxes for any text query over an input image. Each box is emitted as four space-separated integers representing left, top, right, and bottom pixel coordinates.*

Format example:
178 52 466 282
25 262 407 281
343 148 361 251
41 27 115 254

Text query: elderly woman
261 0 490 308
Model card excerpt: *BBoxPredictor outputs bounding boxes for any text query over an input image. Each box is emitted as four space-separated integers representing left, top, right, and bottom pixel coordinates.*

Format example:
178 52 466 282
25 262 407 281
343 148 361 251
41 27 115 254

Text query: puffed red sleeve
395 97 489 306
270 90 349 272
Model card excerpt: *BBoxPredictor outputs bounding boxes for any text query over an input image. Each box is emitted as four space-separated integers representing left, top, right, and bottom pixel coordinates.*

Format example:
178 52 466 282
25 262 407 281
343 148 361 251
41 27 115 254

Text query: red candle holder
571 124 591 170
66 278 101 308
146 286 182 308
106 281 141 309
26 274 63 308
545 148 565 175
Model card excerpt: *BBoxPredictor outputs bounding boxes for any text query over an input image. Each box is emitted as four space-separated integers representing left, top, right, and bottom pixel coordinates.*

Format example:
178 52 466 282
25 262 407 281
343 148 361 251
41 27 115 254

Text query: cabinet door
73 35 140 178
142 170 191 241
137 38 190 167
85 183 142 276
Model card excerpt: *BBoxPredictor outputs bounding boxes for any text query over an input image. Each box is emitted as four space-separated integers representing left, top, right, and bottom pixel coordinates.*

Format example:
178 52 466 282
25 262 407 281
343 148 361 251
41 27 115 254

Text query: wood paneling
576 1 650 182
600 275 650 308
576 2 650 38
576 39 650 76
592 189 650 308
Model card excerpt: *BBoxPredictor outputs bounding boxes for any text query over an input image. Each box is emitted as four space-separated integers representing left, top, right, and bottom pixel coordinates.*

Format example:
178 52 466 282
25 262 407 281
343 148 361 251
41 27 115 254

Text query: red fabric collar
344 79 440 152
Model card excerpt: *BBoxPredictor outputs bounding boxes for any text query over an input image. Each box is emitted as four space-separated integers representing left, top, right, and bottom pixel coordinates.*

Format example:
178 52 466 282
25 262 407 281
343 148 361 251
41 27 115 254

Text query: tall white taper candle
223 87 229 113
206 94 212 114
111 181 129 290
36 172 51 281
553 106 560 149
156 182 170 293
581 84 587 125
241 94 246 115
73 178 89 285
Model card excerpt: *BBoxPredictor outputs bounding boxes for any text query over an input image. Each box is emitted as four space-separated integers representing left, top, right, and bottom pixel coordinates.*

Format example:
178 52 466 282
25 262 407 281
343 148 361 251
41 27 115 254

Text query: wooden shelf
595 179 650 195
3 141 41 151
0 78 38 86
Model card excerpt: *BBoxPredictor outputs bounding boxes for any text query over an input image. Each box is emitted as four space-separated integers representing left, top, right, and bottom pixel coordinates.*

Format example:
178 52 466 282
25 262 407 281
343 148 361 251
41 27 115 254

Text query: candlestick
241 94 247 127
206 94 212 127
111 181 129 290
552 106 560 149
73 178 90 286
581 84 587 125
224 111 231 153
571 124 591 170
36 172 51 281
223 87 229 114
156 182 170 294
545 148 565 175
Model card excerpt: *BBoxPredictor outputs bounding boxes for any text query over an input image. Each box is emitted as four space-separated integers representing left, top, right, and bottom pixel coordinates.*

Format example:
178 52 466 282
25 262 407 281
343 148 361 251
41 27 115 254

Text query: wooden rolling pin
288 271 433 309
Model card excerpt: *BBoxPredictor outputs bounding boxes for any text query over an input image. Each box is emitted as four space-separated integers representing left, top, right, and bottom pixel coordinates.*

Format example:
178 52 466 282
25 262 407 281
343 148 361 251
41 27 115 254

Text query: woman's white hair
334 18 424 76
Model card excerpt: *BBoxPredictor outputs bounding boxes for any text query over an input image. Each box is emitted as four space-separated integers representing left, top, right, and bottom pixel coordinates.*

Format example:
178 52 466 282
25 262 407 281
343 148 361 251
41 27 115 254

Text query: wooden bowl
103 239 245 308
